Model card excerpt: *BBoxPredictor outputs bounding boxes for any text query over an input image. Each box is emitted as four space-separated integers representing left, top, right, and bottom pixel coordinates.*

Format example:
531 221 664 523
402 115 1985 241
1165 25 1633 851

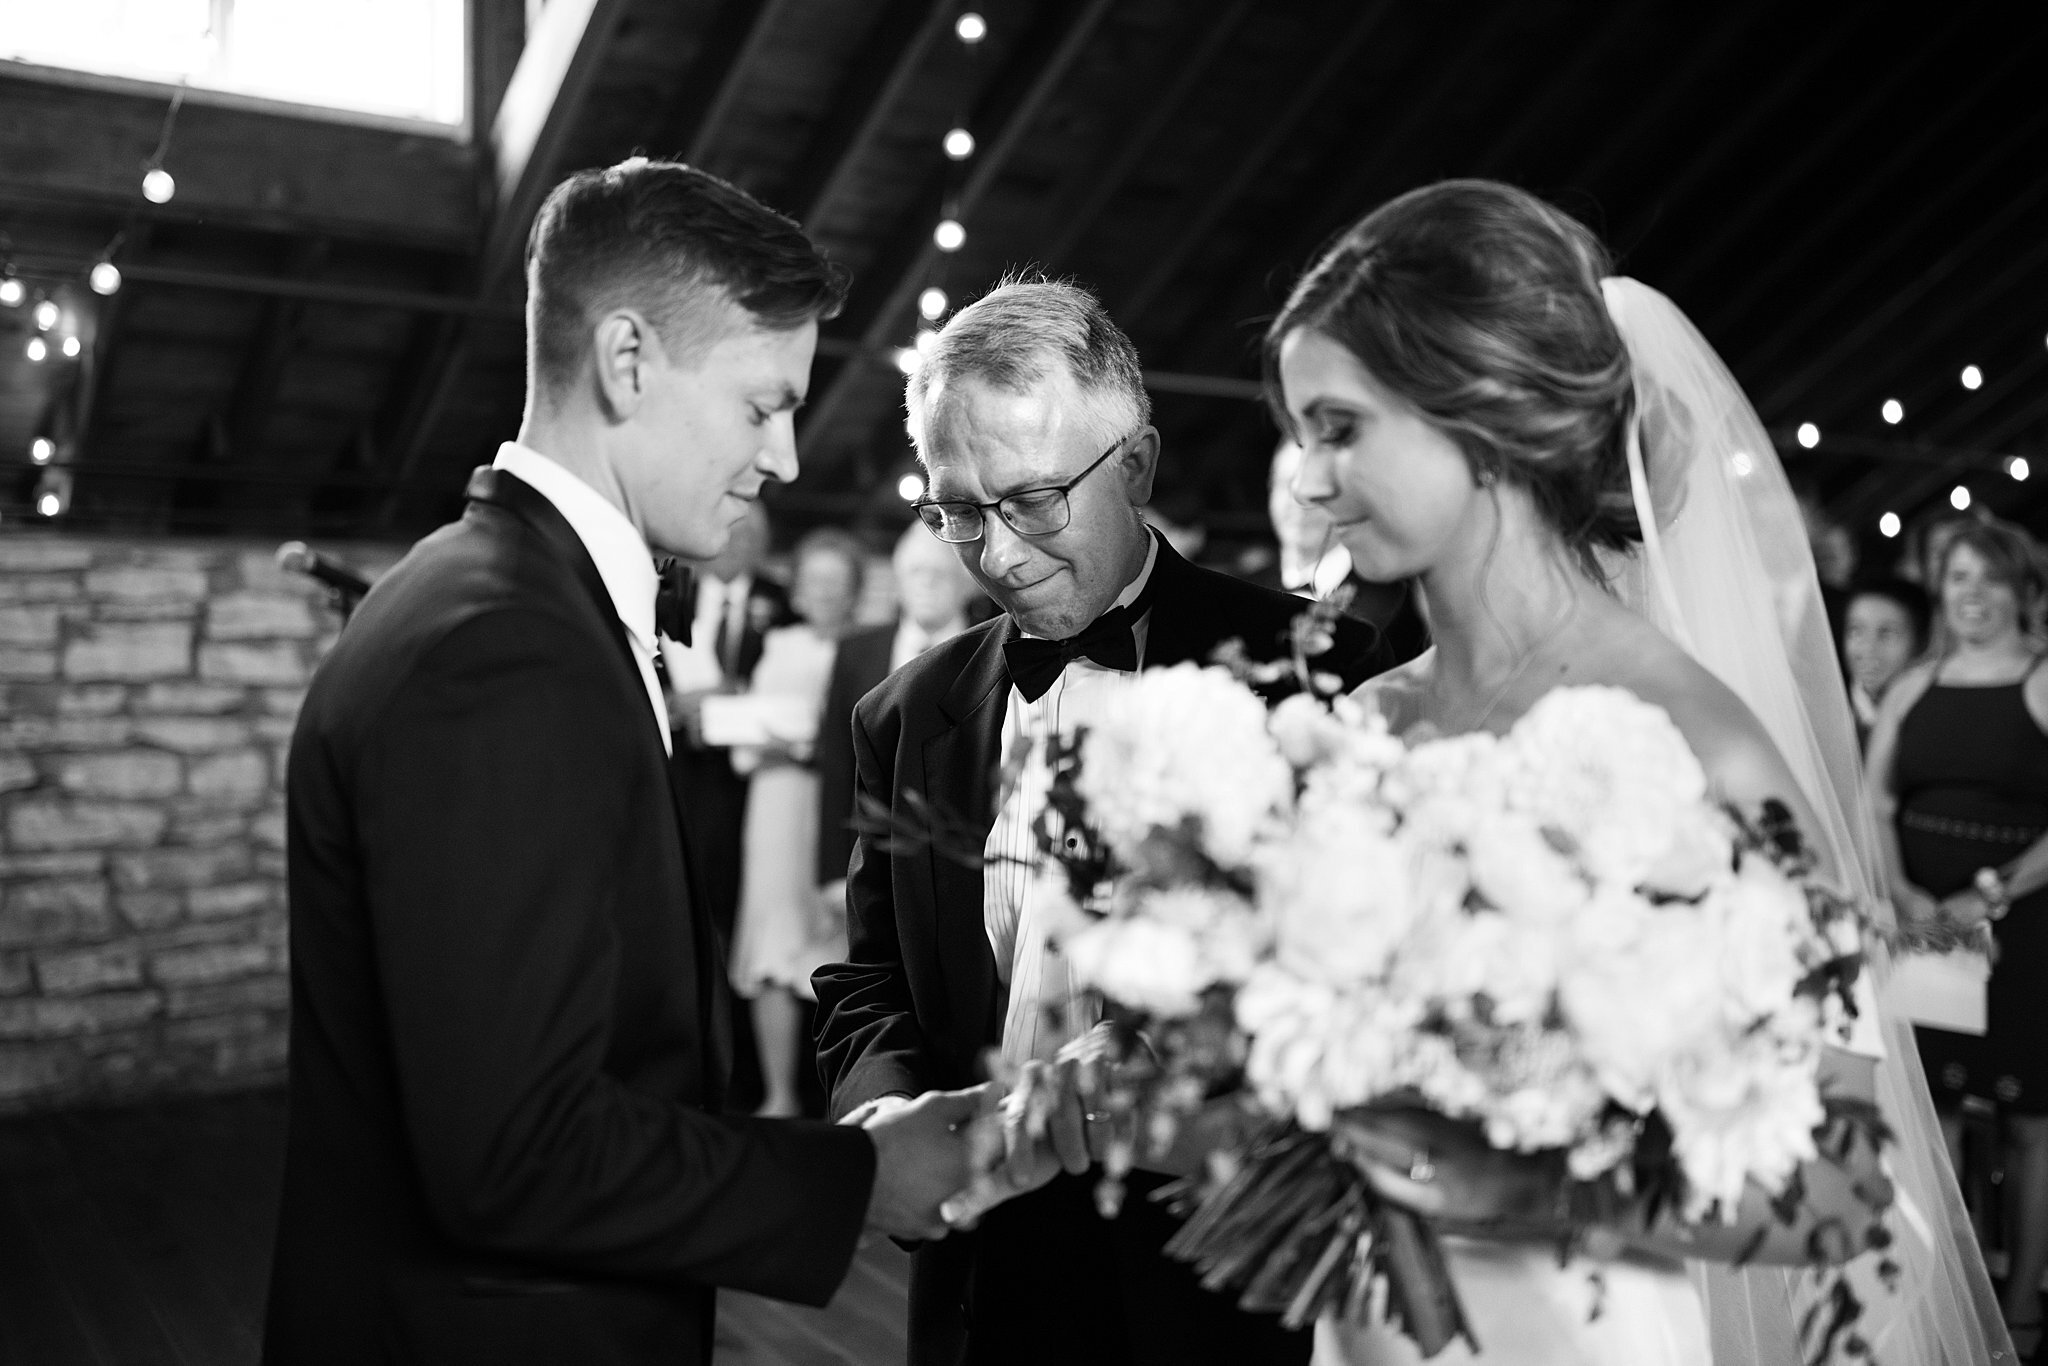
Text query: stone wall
0 532 401 1113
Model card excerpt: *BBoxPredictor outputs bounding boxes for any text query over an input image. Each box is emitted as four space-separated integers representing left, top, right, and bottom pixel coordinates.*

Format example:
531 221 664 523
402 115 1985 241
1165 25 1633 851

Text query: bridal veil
1597 276 2011 1364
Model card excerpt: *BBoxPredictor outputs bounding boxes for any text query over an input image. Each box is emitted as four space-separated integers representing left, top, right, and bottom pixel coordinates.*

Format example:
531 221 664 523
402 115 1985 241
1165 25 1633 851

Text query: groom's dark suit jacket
814 538 1386 1366
264 468 874 1366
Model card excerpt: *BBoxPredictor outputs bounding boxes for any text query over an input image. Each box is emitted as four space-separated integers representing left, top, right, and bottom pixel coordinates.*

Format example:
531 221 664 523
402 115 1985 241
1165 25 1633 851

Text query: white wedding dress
1316 280 2008 1365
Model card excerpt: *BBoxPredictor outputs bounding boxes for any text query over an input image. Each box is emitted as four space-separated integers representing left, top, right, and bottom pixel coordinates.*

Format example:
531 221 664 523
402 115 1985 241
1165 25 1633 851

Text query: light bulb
896 473 926 502
932 219 966 252
918 287 948 321
89 261 122 295
0 277 22 307
37 492 61 518
1961 364 1983 390
1881 398 1903 425
1878 511 1901 539
25 336 47 363
893 347 922 376
1796 422 1820 449
2009 456 2031 482
33 299 59 331
915 328 940 356
60 335 80 359
1950 485 1971 511
142 167 176 203
942 127 975 160
955 12 987 43
30 437 54 464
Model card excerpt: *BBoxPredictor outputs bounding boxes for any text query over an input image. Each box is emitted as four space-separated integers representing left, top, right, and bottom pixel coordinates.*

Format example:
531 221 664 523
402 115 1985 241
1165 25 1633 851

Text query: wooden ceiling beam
378 0 628 518
796 0 1118 463
1465 5 1647 182
786 0 958 232
0 77 477 250
1031 0 1256 273
1114 1 1397 329
650 0 800 173
217 237 332 475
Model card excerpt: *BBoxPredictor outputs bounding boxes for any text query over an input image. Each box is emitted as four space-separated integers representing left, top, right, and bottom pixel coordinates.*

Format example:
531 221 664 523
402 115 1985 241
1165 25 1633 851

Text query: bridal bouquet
1025 662 1889 1361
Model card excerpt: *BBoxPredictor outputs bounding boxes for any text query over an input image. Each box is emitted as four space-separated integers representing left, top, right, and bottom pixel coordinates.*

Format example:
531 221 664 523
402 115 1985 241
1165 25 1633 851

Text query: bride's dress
1317 1237 1711 1366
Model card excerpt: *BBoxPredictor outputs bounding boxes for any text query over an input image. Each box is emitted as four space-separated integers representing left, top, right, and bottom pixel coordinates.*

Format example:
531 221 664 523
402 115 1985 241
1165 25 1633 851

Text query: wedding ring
1408 1150 1436 1184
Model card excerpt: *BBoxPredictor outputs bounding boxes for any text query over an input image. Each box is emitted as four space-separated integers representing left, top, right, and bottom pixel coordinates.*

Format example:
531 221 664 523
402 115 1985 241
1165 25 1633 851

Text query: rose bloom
1710 854 1812 1023
1558 888 1726 1106
1658 1032 1824 1221
1061 916 1210 1017
1259 802 1466 987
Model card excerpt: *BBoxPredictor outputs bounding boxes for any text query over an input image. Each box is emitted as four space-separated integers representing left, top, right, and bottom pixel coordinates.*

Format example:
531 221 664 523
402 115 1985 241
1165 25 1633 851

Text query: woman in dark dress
1869 515 2048 1355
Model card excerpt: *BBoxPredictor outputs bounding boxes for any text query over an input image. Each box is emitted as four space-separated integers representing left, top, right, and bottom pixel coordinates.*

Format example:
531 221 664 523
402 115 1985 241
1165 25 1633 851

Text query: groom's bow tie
1002 583 1156 702
653 559 695 645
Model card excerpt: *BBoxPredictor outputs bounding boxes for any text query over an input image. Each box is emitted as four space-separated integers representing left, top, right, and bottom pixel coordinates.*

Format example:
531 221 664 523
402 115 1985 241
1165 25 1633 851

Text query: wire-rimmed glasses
912 433 1134 544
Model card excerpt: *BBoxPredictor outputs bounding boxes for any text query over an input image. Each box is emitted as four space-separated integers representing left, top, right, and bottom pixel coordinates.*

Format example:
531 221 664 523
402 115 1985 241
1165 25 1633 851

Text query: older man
813 281 1386 1366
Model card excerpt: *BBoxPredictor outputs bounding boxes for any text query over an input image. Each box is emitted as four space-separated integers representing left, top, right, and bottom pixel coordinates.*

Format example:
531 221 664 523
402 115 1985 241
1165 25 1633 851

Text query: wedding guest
664 500 793 943
813 280 1386 1366
1868 515 2048 1357
730 526 866 1118
814 521 984 911
266 157 985 1366
1842 576 1930 748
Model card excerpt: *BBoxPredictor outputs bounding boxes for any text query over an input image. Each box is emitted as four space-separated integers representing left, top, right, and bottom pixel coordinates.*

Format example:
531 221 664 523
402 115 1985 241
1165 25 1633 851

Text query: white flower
1709 854 1811 1023
1269 692 1349 771
1501 686 1709 889
1076 664 1292 868
1658 1033 1823 1221
1132 884 1267 985
1237 966 1425 1129
1558 888 1724 1106
1259 802 1467 987
1463 810 1587 921
1060 916 1209 1017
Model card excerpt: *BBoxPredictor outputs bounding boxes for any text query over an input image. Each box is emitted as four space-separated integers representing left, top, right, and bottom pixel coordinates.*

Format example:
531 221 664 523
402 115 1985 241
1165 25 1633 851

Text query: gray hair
904 278 1151 457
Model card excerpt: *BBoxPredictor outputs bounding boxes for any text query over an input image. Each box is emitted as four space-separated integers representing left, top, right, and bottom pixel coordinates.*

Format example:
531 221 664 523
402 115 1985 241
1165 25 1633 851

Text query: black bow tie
1002 580 1156 702
654 559 694 645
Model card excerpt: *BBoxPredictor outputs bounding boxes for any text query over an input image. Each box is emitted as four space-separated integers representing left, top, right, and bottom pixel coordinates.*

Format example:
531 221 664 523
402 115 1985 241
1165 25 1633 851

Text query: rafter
1465 5 1646 182
783 0 957 230
1114 1 1397 329
655 0 801 173
218 238 331 468
796 0 1118 465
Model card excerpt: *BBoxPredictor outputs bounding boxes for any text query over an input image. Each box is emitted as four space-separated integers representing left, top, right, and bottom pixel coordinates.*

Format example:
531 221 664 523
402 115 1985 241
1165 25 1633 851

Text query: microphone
276 541 371 599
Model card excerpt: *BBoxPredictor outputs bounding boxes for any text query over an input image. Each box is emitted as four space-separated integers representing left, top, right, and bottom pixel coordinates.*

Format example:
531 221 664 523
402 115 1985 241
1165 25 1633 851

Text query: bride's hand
1331 1105 1565 1232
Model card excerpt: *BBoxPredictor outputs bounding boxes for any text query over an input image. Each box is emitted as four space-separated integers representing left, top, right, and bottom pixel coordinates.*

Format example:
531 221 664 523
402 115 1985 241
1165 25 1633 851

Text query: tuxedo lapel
463 465 731 1105
918 619 1014 1058
1140 538 1219 668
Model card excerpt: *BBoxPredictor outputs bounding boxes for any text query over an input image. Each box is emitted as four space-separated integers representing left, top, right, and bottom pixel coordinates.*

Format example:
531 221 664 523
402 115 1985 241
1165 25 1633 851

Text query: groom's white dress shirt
985 535 1158 1066
492 442 671 756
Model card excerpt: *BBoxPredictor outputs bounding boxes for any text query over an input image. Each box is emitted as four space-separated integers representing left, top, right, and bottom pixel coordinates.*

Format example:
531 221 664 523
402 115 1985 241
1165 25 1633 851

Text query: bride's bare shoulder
1593 613 1805 812
1354 648 1435 733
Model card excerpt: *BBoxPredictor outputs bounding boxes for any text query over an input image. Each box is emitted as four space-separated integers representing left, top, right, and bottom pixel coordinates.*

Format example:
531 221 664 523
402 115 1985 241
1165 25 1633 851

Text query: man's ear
1120 426 1162 506
592 310 651 419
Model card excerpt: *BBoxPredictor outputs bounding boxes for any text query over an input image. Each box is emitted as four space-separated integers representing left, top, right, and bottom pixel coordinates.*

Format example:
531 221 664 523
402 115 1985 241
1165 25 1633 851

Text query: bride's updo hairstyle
1268 179 1640 569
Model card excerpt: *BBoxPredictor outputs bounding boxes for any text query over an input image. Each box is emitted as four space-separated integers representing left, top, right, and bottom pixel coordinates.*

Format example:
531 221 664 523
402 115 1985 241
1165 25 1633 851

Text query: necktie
1001 582 1154 703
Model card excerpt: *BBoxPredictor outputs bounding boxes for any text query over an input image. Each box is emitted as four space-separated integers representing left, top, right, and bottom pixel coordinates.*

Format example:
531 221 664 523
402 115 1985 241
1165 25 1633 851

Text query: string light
89 261 122 295
942 127 975 160
2009 456 2031 482
33 299 58 331
141 88 182 205
1961 364 1983 390
36 492 61 518
918 287 948 321
933 219 966 252
1878 511 1901 538
25 336 47 363
896 473 926 502
30 437 54 464
142 167 176 203
893 347 922 376
1950 485 1971 511
60 335 81 359
955 11 987 43
1796 422 1820 449
1881 398 1903 425
0 274 21 308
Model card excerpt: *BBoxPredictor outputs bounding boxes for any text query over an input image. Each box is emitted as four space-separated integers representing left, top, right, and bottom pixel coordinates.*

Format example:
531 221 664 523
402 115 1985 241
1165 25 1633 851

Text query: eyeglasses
913 434 1134 544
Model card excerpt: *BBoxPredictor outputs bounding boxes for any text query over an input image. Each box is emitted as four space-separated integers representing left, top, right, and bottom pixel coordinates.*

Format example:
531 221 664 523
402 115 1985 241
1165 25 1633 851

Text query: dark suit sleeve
814 647 863 888
355 609 873 1303
812 698 938 1120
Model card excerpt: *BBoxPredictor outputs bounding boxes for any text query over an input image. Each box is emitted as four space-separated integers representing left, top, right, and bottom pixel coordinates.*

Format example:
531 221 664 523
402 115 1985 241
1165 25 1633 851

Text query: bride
1268 180 2009 1364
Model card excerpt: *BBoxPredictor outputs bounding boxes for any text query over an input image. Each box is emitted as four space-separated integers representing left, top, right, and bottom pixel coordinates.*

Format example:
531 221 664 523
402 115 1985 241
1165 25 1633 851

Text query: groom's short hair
525 158 847 398
905 277 1150 457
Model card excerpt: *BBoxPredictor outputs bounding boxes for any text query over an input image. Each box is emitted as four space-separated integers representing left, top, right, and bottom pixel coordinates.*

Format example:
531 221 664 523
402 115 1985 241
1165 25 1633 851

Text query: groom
813 281 1387 1365
264 159 984 1366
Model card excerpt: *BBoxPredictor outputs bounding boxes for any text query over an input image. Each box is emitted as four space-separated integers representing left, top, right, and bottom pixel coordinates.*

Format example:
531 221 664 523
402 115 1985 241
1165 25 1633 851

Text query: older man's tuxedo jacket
264 468 873 1366
813 537 1387 1366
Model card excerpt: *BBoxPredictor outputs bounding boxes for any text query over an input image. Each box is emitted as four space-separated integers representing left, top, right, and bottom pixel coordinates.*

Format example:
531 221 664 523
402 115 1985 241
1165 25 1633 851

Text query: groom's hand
861 1084 995 1241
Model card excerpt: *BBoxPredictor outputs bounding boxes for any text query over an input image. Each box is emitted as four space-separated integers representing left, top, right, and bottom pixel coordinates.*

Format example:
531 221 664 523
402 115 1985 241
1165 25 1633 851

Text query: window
0 0 467 128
